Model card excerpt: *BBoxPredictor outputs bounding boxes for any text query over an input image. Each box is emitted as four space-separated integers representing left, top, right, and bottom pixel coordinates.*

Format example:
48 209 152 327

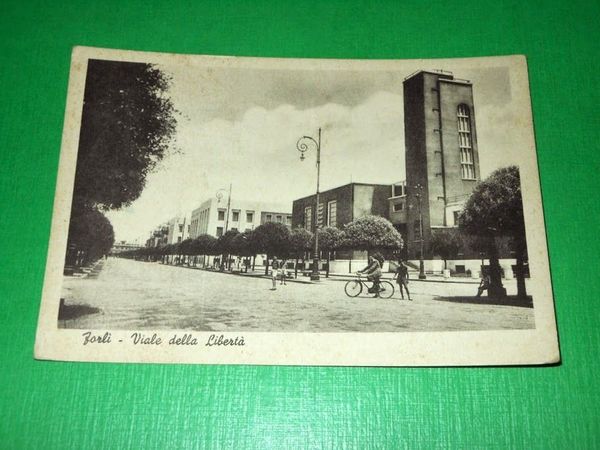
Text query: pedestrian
476 268 491 297
395 259 411 300
271 257 280 290
358 256 382 297
279 259 287 285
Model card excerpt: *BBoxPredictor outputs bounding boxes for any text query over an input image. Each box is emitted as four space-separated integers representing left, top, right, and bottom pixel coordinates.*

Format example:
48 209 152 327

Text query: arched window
457 104 475 180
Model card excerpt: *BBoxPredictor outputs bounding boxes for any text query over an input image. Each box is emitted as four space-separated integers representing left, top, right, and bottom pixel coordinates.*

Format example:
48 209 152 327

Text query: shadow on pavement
58 299 101 321
434 295 533 308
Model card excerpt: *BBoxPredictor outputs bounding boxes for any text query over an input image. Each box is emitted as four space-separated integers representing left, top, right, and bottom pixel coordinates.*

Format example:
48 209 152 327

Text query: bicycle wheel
378 281 395 299
344 280 363 297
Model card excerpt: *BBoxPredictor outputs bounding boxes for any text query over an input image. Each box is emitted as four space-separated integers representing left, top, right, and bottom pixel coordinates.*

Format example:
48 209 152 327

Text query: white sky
106 61 522 243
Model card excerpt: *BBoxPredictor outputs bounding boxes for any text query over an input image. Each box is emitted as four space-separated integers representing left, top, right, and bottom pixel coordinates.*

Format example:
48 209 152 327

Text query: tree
460 166 527 298
316 226 344 277
178 238 194 265
74 60 177 211
191 234 218 267
289 228 314 278
215 229 240 270
230 230 258 272
252 223 291 275
430 229 463 270
65 206 115 268
65 60 177 268
343 215 403 254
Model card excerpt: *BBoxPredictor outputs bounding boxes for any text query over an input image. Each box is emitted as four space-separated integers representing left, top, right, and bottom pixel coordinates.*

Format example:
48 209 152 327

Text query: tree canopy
231 230 259 257
343 215 403 251
289 228 313 258
430 229 462 269
215 229 241 255
66 60 177 269
67 206 115 265
74 59 178 211
191 234 218 255
252 222 291 257
459 166 525 239
316 226 344 251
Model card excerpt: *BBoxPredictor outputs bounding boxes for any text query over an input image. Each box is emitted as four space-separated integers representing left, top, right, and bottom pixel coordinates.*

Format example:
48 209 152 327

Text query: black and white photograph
35 48 559 366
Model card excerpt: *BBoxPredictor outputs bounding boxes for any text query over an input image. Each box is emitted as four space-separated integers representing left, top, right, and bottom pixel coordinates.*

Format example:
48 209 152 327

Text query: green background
1 0 598 448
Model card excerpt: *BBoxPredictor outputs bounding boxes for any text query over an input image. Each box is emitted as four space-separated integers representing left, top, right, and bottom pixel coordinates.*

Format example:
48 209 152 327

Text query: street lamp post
296 128 321 281
414 183 427 280
216 183 232 270
216 183 232 233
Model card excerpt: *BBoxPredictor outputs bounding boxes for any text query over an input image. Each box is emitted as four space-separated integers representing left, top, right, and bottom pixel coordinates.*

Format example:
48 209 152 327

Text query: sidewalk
159 262 317 285
155 261 482 285
326 272 481 285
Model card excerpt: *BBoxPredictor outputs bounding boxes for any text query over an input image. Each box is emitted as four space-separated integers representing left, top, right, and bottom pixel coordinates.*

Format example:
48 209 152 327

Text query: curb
159 263 317 285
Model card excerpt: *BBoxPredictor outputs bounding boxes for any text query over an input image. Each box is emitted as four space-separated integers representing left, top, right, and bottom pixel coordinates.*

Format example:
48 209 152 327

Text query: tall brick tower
403 70 481 259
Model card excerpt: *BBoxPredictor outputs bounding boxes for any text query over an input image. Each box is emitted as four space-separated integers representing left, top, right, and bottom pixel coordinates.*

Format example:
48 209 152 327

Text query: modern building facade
166 213 191 245
292 183 393 272
403 70 481 260
292 183 390 233
289 70 517 276
190 198 292 239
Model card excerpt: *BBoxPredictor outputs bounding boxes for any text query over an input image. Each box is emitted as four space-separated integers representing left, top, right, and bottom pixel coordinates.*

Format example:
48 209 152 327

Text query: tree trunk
252 254 256 271
326 251 330 278
264 254 270 276
295 258 299 278
515 238 527 298
487 237 506 298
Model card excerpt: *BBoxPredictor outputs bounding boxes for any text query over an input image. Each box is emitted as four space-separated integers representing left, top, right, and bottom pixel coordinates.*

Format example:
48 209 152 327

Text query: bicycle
344 273 394 299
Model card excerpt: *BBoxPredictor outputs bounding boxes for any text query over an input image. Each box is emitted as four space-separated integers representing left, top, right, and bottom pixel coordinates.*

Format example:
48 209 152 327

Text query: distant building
166 212 192 244
146 224 169 247
190 198 292 239
111 240 143 254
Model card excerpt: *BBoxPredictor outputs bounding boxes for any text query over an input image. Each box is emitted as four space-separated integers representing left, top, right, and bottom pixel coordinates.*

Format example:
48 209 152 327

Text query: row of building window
217 209 254 223
457 104 476 181
304 200 337 230
216 209 291 225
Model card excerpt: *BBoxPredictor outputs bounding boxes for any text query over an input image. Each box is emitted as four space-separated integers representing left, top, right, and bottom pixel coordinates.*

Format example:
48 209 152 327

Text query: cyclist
358 256 382 297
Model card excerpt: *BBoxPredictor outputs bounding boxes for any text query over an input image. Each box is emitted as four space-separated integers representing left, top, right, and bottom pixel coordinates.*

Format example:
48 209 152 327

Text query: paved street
59 257 534 332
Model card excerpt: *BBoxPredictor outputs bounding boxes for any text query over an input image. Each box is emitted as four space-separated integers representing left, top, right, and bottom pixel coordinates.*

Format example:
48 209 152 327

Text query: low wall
329 258 517 279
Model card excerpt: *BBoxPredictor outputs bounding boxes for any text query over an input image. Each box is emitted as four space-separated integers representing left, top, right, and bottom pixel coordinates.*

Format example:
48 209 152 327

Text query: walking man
279 259 287 285
271 257 280 290
476 268 491 297
395 260 411 301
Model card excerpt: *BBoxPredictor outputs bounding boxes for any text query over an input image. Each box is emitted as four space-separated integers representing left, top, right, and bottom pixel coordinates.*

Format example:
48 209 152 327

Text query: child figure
279 259 287 285
395 260 411 301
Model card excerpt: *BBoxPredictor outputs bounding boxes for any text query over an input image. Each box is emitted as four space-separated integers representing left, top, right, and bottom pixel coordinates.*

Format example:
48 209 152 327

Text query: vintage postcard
35 47 559 366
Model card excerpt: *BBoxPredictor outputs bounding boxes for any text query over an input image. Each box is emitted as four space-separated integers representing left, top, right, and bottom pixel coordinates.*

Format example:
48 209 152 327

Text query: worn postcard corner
35 48 559 366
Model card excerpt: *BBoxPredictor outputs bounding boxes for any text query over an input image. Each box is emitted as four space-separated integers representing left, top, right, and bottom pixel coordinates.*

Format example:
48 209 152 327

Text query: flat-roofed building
292 182 393 273
189 198 291 239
